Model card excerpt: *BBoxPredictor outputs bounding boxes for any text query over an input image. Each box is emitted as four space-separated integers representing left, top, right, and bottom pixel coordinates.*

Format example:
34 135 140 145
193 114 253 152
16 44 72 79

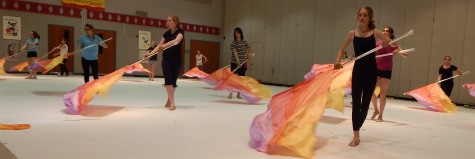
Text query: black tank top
353 31 377 75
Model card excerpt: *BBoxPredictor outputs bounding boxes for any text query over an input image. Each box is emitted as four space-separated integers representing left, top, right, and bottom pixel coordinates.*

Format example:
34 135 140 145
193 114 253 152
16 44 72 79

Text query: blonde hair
169 15 180 27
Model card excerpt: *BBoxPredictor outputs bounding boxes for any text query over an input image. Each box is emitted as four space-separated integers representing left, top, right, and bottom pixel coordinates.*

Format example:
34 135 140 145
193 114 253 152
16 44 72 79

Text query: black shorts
149 54 158 61
162 60 182 87
377 70 392 79
231 62 247 76
27 51 37 58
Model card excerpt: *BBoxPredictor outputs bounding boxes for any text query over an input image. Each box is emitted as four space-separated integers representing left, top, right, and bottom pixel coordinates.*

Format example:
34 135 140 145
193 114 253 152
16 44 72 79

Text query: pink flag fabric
405 83 457 113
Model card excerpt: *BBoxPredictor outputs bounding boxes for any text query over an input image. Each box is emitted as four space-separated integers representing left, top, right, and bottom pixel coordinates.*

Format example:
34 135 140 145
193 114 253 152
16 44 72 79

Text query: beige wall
223 0 475 104
1 0 223 76
29 0 223 27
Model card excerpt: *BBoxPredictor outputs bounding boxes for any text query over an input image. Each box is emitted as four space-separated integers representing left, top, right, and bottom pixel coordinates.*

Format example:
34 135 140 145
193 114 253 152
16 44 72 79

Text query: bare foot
165 100 170 108
371 110 379 120
375 116 383 122
168 105 176 111
348 138 360 147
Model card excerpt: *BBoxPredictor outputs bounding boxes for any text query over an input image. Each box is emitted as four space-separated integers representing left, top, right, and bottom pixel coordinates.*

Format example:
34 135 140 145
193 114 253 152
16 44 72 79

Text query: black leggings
352 73 377 131
440 82 453 97
60 59 69 76
162 60 182 87
81 58 99 83
231 62 247 76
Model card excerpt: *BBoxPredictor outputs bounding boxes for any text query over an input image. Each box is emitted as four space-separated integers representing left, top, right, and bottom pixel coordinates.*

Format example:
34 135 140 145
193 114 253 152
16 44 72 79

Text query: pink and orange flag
405 83 457 113
63 62 150 114
250 62 354 159
214 70 272 104
202 67 231 86
183 67 209 79
41 54 70 74
10 61 29 72
0 124 31 130
463 83 475 98
0 58 6 75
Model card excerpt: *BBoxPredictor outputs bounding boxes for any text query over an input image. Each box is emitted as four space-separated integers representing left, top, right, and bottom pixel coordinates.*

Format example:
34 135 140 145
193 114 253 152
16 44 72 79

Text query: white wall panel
294 0 317 84
313 0 335 64
248 0 267 79
399 0 436 95
277 0 299 85
332 0 357 59
265 0 284 83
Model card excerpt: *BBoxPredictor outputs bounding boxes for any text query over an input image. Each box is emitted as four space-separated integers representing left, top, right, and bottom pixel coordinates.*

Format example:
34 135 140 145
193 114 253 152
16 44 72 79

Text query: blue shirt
80 35 103 60
26 38 39 52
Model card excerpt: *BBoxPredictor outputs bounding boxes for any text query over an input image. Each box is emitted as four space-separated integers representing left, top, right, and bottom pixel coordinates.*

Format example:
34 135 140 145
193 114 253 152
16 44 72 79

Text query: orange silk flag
202 67 231 86
184 67 209 79
10 61 29 72
63 62 149 114
405 83 457 113
250 68 333 158
214 70 272 103
0 124 31 130
250 67 334 159
63 68 126 113
41 55 66 74
124 62 151 74
304 61 355 112
0 58 6 75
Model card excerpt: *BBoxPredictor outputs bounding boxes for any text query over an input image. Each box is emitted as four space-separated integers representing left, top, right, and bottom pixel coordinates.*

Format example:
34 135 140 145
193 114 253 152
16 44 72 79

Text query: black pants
162 60 182 87
81 58 99 83
352 72 377 131
440 82 454 97
60 59 69 76
231 62 247 76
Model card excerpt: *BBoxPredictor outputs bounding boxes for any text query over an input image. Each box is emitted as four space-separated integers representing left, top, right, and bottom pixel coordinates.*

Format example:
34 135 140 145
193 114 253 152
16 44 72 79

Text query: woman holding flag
334 6 392 147
228 27 250 99
20 31 40 79
150 15 184 111
438 56 463 97
80 24 108 83
370 26 409 122
53 38 70 77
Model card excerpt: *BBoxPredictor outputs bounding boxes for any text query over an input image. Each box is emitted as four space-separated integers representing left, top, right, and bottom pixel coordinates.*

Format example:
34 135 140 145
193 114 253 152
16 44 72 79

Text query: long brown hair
358 6 375 30
384 26 395 39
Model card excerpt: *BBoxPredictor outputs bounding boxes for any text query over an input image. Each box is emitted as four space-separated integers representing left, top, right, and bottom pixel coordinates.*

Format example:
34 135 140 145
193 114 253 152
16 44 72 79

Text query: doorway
190 40 220 73
48 25 74 73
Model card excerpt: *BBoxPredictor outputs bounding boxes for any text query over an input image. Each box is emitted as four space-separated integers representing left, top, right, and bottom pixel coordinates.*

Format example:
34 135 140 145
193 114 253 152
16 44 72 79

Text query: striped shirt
230 40 249 64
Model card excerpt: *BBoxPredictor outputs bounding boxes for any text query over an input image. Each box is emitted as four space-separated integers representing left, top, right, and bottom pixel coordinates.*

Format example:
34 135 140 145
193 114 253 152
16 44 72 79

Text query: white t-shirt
196 54 203 65
60 44 69 59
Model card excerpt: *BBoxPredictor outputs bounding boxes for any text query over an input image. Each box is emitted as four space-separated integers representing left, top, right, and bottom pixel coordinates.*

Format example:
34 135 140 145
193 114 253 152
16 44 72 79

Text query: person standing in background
229 27 251 99
21 31 40 79
195 50 208 70
53 38 70 77
80 24 108 83
438 56 463 97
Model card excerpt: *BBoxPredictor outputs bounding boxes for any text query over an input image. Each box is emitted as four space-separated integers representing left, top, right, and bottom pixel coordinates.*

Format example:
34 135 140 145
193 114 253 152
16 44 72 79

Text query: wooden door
48 25 74 73
190 40 220 73
95 29 117 74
